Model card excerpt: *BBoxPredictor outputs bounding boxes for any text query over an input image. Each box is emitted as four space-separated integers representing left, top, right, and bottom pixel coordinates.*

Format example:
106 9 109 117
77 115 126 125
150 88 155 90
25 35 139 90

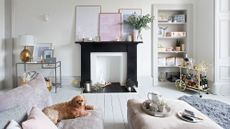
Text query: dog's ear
69 96 78 106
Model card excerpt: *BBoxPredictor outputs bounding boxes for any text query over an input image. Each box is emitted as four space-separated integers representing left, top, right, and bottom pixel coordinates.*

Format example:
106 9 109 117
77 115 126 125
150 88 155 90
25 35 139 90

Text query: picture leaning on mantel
119 8 142 41
99 13 122 41
75 5 101 41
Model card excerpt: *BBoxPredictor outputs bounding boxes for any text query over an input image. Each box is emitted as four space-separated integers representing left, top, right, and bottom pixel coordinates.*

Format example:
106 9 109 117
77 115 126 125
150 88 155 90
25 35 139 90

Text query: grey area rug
178 95 230 129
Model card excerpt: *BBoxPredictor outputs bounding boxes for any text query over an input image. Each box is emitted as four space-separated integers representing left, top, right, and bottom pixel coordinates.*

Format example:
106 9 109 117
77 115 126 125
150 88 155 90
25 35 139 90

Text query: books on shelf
158 57 184 67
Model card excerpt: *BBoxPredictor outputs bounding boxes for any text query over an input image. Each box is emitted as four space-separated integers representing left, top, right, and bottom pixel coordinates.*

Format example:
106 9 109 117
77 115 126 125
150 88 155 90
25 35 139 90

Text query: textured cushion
127 99 223 129
22 107 58 129
57 109 103 129
5 120 22 129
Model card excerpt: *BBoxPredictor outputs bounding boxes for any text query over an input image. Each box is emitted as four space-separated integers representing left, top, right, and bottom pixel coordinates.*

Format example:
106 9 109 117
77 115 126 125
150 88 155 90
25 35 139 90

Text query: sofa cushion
22 107 58 129
57 109 103 129
0 73 52 129
5 120 22 129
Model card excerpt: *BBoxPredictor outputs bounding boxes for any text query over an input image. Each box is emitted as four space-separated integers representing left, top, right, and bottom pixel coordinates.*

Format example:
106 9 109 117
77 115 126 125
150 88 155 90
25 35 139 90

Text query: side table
15 61 62 93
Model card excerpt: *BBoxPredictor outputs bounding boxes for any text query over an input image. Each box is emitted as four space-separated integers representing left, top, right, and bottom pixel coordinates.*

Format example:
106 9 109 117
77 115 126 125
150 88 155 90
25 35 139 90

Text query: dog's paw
87 112 91 116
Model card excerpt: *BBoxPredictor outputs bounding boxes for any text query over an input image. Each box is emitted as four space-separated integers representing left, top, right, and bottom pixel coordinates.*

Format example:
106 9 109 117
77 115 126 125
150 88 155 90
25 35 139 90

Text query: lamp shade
18 35 35 46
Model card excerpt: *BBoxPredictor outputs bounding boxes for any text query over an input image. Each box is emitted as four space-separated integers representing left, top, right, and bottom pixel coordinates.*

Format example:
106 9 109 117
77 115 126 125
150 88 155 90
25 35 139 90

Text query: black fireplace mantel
75 41 143 88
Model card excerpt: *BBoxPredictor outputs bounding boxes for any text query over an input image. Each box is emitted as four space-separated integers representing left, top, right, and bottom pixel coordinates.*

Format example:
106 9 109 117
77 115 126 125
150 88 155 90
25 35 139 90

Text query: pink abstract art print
99 13 121 41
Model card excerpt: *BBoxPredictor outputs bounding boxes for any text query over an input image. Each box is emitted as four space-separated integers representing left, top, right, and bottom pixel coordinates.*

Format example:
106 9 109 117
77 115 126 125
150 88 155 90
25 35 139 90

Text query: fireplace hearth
75 41 142 93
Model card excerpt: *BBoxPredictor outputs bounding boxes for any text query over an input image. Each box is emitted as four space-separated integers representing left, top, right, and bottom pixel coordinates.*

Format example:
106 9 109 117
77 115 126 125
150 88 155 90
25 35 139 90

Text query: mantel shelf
75 41 143 45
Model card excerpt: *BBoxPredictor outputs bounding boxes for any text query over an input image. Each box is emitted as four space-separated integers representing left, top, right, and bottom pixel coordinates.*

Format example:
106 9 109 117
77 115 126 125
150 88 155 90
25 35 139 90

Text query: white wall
194 0 214 81
0 0 5 89
12 0 195 84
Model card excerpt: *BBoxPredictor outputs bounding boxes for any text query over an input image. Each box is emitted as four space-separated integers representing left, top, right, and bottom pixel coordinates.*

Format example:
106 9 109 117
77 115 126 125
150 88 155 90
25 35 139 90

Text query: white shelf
158 65 180 68
158 22 186 25
152 4 193 86
158 51 186 54
158 37 186 39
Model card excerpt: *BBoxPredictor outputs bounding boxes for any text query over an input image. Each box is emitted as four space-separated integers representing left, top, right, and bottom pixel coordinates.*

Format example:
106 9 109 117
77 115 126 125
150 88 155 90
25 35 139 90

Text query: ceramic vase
132 29 142 41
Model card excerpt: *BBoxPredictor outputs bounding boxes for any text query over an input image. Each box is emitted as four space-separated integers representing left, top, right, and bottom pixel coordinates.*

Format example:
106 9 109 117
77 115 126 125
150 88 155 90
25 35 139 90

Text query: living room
0 0 230 129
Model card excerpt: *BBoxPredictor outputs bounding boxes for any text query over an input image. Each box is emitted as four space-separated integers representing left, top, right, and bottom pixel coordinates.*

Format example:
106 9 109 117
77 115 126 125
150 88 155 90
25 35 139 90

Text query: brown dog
43 95 95 124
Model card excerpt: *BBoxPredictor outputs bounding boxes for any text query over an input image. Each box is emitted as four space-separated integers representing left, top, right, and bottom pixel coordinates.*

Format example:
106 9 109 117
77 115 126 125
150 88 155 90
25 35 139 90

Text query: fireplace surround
75 41 142 92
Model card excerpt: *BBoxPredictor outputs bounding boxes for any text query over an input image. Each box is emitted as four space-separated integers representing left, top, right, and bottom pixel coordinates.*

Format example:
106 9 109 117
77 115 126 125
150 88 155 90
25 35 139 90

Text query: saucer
177 111 203 123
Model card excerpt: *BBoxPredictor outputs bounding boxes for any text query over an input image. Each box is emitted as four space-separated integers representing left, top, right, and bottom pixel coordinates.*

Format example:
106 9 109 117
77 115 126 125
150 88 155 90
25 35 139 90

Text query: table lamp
18 35 35 62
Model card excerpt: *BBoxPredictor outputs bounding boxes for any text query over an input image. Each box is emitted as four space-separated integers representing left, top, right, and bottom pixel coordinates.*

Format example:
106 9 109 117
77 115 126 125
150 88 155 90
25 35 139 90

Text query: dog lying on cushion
43 95 95 124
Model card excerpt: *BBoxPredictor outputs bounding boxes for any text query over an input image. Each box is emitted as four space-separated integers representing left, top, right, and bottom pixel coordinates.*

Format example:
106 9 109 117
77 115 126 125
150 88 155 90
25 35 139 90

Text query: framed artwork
43 49 54 59
99 13 121 41
119 9 142 40
75 5 101 41
34 43 53 61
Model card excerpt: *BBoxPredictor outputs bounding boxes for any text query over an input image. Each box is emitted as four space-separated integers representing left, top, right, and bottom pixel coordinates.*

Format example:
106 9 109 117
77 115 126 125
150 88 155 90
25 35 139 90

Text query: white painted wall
12 0 195 85
194 0 214 82
194 0 214 81
0 0 5 89
5 0 14 89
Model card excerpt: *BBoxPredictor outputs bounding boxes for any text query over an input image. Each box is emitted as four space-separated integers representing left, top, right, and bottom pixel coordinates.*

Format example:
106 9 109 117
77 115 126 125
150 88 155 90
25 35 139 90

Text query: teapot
147 91 162 104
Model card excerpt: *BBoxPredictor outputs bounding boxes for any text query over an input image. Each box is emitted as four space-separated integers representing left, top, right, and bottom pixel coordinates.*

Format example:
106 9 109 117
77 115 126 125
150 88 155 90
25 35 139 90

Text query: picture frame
99 13 121 41
119 9 142 41
43 49 54 59
34 43 53 62
75 5 101 41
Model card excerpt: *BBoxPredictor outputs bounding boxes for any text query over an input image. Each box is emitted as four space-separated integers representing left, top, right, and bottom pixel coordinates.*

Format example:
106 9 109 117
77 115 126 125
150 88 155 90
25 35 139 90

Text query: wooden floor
52 84 230 129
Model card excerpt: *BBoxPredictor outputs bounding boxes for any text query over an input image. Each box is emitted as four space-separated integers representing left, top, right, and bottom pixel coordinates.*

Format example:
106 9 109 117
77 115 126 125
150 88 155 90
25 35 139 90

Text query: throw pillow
22 107 58 129
6 120 22 129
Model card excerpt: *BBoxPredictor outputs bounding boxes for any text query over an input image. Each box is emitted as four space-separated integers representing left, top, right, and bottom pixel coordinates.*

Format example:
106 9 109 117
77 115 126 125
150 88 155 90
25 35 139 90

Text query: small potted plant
125 14 154 41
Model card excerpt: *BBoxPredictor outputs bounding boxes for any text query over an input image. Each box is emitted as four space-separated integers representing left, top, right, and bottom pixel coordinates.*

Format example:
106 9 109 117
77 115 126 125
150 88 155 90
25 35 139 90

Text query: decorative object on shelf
124 14 153 41
175 57 184 66
158 26 168 37
43 49 54 59
34 43 53 62
99 13 121 41
18 35 35 62
75 5 101 41
173 14 186 23
171 32 186 37
181 43 185 51
166 57 175 66
175 39 182 51
159 72 166 82
158 57 166 66
158 15 169 22
166 72 180 82
119 8 142 41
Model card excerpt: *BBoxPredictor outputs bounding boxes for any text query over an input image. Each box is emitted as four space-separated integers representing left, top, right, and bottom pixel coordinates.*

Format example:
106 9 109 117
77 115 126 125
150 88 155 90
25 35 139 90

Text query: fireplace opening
91 52 127 86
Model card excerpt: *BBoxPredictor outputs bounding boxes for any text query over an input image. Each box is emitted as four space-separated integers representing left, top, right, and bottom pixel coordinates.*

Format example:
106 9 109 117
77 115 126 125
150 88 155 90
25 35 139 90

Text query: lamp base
20 47 32 62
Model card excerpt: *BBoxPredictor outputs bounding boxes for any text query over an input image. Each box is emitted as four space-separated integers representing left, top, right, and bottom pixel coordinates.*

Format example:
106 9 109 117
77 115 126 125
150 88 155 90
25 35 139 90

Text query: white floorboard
51 84 230 129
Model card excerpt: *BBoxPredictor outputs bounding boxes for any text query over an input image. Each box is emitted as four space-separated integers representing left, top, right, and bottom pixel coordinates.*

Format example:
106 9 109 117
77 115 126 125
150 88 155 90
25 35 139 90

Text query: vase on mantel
132 29 142 41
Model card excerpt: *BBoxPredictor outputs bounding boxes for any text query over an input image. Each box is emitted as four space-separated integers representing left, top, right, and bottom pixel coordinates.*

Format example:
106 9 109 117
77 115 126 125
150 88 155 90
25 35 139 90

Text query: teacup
147 91 162 104
149 102 158 112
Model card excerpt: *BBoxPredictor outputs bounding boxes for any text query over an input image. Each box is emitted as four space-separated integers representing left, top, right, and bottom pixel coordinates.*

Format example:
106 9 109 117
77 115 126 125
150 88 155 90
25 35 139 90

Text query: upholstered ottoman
127 99 223 129
57 109 103 129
